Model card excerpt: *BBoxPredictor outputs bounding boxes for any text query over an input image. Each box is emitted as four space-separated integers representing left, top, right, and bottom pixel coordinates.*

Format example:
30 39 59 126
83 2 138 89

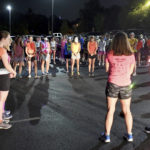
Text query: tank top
14 44 23 57
71 43 80 53
0 48 9 74
88 41 97 54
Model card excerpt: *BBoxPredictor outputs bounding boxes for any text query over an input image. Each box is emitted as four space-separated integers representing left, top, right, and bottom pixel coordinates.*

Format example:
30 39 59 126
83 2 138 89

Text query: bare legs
105 97 133 135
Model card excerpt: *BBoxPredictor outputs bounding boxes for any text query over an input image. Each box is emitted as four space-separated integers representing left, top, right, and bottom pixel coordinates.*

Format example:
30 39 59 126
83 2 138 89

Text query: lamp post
6 5 12 34
52 0 54 35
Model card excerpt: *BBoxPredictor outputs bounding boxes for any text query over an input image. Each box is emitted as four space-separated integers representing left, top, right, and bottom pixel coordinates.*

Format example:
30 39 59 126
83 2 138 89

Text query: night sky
1 0 127 20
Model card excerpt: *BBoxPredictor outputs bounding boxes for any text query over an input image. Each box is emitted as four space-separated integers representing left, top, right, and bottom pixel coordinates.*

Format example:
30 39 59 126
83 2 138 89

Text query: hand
10 71 16 78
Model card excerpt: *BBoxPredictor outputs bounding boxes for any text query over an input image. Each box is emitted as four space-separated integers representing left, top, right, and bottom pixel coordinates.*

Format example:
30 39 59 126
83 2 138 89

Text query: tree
60 21 70 34
79 0 104 32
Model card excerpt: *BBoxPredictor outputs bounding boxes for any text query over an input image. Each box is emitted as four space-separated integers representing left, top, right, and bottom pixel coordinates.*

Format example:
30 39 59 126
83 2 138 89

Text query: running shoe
3 113 13 120
54 62 56 65
98 62 101 66
91 72 95 77
123 133 133 142
145 127 150 134
3 119 10 124
19 74 22 78
89 72 91 77
77 72 80 76
42 72 46 76
102 63 105 66
71 72 74 77
4 110 11 115
0 122 12 129
100 132 111 143
28 74 31 78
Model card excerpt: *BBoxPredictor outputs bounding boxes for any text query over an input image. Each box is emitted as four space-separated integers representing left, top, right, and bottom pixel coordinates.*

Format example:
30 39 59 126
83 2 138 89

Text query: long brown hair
111 32 133 56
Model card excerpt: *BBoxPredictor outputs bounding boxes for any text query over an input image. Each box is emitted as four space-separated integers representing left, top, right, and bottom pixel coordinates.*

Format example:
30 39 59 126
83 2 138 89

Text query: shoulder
0 48 6 57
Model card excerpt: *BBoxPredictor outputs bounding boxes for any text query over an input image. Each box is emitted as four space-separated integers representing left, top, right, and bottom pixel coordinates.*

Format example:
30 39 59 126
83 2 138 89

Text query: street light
6 5 12 34
52 0 54 35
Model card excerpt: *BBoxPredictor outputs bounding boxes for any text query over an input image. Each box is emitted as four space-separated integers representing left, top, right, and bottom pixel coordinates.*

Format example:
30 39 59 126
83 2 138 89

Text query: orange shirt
26 42 36 54
88 41 97 54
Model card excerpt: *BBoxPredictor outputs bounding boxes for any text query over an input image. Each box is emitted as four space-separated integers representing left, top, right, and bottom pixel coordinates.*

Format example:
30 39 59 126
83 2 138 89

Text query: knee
107 106 115 115
122 108 131 116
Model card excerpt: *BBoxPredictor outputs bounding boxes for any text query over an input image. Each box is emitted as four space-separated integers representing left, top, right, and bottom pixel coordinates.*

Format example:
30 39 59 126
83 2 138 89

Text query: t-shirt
98 40 106 52
129 38 138 52
106 51 135 86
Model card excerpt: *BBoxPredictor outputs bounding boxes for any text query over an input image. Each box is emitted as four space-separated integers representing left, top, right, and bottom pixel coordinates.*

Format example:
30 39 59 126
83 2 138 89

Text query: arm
130 64 135 75
1 53 16 77
78 43 81 53
105 61 110 73
87 42 90 54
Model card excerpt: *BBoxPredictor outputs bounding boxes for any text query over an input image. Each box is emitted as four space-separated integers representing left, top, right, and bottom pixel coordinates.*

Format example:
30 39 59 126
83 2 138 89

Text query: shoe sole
123 136 133 142
0 126 12 130
145 130 150 134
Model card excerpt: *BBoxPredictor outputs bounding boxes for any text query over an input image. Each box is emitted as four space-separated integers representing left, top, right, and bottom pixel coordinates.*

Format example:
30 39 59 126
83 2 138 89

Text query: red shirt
137 40 143 51
26 42 36 54
106 51 135 86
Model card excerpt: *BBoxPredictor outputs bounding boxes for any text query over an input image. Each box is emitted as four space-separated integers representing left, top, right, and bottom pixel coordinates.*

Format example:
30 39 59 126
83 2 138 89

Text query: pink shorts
98 51 106 55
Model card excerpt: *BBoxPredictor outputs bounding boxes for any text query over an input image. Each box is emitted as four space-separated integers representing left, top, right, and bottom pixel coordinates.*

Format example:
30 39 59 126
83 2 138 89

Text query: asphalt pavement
0 63 150 150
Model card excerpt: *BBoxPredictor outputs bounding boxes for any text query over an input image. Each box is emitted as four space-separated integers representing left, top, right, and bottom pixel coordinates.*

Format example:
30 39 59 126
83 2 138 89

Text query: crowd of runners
0 30 150 143
4 32 150 78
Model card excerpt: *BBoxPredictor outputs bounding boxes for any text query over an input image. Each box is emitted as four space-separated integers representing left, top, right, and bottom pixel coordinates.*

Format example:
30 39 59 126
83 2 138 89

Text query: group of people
0 30 150 145
7 34 111 78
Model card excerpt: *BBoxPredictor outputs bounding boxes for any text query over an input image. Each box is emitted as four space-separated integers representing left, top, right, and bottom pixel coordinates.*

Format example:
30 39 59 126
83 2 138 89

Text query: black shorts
105 82 132 99
0 74 10 91
89 54 97 59
28 56 37 62
65 55 71 59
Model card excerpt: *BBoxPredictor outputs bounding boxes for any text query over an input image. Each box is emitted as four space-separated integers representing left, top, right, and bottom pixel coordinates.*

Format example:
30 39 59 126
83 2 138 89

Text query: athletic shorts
0 74 10 91
88 54 97 59
27 56 37 62
105 82 132 99
41 54 50 61
65 54 71 59
98 51 106 55
72 53 80 60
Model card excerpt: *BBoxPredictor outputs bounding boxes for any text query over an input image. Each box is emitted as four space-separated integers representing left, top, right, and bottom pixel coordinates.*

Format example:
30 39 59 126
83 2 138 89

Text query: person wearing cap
129 32 138 76
40 37 50 76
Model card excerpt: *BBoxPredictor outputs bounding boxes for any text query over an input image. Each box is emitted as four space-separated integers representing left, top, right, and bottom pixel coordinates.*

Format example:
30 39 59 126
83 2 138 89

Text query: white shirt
99 40 106 52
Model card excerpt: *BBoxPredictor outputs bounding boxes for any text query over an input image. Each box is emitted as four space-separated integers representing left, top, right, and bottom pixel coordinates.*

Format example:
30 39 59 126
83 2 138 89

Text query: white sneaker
28 74 31 78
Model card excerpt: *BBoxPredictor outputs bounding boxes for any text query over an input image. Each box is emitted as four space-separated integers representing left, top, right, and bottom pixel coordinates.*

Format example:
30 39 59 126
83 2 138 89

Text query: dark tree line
1 0 150 35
